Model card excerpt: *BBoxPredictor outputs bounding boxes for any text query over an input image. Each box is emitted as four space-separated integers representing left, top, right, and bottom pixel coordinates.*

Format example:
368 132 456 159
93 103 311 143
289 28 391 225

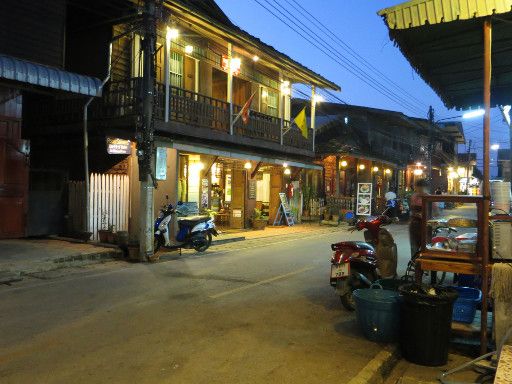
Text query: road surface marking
209 266 314 299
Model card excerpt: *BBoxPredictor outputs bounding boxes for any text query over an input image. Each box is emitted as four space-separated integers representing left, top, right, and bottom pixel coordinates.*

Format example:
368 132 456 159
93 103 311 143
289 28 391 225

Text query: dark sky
216 0 510 174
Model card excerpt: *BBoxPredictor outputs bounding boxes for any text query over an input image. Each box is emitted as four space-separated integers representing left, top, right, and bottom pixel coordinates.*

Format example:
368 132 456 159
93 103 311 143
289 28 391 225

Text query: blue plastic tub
451 286 482 323
353 288 400 343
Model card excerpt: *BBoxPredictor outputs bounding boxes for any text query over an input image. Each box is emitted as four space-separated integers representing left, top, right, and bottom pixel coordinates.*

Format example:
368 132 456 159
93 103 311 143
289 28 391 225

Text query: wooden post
164 28 170 122
480 17 492 355
227 43 234 135
335 155 340 196
311 85 316 152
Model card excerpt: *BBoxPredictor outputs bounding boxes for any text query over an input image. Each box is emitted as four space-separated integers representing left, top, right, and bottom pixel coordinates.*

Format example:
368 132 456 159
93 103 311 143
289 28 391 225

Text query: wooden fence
68 173 130 241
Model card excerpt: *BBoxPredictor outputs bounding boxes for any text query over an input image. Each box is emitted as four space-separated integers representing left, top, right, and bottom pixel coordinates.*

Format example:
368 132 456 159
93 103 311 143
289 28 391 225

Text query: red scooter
330 211 397 310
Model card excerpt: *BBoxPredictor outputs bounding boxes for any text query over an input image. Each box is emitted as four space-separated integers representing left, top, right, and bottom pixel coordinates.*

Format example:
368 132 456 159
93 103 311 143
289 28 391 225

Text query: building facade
20 0 338 241
0 0 102 239
292 101 463 214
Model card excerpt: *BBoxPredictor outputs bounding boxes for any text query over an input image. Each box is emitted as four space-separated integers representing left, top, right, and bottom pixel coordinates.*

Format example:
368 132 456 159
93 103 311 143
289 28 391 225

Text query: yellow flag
293 106 308 138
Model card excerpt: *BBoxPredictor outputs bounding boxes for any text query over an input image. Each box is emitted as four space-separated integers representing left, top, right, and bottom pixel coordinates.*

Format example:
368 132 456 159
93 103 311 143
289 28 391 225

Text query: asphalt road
0 225 413 384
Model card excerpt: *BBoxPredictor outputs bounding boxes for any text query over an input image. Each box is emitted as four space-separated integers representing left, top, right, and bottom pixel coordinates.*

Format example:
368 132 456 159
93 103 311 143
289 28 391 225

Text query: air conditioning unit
491 221 512 261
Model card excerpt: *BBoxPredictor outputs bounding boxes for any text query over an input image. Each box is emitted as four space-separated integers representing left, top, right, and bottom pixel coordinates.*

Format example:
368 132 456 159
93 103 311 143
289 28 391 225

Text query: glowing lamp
244 161 252 170
252 55 259 62
385 169 391 175
359 164 365 171
413 169 423 176
340 160 348 167
166 27 179 40
284 168 291 175
372 166 379 172
184 45 194 54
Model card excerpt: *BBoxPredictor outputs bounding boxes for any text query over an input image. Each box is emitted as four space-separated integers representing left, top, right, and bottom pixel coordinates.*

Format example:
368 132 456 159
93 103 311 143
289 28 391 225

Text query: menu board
356 183 372 216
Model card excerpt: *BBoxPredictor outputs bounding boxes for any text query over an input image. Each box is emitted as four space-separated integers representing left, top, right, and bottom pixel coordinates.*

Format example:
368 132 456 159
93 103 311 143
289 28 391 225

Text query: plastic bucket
399 284 458 366
353 287 400 343
451 286 482 323
374 279 406 291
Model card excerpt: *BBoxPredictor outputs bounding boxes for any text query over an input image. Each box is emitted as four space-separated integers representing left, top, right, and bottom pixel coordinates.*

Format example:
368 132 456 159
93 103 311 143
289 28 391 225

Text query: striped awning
379 0 512 29
0 55 102 96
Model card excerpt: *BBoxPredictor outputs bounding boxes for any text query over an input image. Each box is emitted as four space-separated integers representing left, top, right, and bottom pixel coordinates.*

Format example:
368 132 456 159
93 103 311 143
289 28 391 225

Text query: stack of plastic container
491 182 511 213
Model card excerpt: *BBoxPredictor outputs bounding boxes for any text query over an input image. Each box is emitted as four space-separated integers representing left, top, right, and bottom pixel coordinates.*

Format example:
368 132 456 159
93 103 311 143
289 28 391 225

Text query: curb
211 236 246 245
348 345 400 384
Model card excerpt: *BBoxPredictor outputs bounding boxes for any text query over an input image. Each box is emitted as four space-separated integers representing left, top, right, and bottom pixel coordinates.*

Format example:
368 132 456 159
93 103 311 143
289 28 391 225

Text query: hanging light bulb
373 166 379 172
340 160 348 167
244 161 252 170
385 169 392 175
184 45 194 54
359 164 366 170
284 168 291 175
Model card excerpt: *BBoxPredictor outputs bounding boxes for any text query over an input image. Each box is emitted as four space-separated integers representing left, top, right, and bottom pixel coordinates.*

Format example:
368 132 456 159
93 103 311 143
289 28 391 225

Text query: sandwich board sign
273 192 294 226
356 183 372 216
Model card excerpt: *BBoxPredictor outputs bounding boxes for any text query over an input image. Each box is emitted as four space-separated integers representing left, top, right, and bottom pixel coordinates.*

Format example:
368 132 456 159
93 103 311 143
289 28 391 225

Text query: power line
284 0 431 111
251 0 427 116
262 0 426 115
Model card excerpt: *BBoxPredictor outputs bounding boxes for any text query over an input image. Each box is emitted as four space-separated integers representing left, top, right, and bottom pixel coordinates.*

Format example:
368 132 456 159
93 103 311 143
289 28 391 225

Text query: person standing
409 179 431 259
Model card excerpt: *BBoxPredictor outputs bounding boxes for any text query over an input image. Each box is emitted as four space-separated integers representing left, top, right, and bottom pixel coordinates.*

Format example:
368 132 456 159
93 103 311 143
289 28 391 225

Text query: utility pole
137 0 157 261
427 105 435 183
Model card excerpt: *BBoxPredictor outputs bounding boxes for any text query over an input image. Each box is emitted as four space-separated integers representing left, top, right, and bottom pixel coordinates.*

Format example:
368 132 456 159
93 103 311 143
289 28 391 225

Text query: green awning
378 0 512 109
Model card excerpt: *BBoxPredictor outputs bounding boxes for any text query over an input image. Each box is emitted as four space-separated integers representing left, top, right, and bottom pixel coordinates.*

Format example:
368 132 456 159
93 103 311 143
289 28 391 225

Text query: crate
492 221 512 261
451 286 482 323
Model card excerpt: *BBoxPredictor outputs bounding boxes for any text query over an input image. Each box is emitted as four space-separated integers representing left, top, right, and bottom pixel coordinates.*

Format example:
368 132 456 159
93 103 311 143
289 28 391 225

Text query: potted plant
302 185 313 217
251 208 267 230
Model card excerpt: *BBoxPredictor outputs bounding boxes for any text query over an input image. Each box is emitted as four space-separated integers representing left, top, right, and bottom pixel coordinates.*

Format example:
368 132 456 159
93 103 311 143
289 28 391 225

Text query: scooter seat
178 216 210 225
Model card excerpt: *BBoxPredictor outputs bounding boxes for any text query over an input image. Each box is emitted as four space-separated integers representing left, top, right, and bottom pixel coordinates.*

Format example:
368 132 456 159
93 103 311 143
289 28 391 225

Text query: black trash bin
399 284 458 366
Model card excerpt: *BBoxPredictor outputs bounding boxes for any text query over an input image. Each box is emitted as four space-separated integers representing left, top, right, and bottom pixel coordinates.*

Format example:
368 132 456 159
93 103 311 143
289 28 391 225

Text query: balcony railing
28 78 313 152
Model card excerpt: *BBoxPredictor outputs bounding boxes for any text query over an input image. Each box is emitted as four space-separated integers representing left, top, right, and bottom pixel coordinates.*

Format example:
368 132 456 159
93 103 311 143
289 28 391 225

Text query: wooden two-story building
23 0 339 239
291 100 463 214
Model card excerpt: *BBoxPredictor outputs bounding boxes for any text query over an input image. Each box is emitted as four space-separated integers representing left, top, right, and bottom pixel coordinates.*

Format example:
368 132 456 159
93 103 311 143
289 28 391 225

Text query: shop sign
248 179 257 200
232 209 242 218
356 183 372 216
106 137 131 154
156 147 167 180
201 178 209 208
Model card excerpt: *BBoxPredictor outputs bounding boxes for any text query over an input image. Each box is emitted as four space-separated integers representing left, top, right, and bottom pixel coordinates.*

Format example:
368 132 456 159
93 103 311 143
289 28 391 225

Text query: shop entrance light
244 161 252 170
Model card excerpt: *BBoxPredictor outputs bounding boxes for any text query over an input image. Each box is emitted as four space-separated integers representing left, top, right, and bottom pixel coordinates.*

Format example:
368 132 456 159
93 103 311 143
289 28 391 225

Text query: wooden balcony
28 78 313 156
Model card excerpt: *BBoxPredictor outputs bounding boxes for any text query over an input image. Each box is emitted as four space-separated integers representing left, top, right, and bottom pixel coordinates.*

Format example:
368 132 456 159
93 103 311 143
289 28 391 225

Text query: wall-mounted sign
248 179 257 200
232 209 242 218
155 147 167 180
356 183 372 216
106 137 131 155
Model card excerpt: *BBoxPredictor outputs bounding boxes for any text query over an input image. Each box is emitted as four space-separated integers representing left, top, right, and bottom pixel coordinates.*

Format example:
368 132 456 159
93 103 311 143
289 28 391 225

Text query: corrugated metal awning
379 0 512 30
0 55 102 96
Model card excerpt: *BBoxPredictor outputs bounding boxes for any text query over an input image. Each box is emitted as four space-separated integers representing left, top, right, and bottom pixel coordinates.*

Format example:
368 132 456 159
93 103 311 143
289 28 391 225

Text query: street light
462 109 485 119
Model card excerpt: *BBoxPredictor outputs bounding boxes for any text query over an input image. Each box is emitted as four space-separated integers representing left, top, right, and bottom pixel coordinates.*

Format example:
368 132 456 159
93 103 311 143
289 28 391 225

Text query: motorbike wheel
340 292 356 311
339 270 375 311
193 232 212 252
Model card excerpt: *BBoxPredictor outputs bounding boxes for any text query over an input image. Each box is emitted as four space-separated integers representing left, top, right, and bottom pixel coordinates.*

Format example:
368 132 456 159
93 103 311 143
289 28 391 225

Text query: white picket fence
68 173 130 241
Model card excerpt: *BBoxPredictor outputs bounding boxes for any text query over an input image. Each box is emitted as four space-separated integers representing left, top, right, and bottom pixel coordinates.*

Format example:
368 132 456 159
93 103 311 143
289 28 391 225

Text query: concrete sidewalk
215 222 348 243
0 238 122 280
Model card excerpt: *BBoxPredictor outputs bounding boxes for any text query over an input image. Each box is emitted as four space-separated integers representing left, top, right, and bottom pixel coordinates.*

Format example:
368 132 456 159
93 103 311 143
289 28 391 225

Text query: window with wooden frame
169 51 184 88
266 90 279 117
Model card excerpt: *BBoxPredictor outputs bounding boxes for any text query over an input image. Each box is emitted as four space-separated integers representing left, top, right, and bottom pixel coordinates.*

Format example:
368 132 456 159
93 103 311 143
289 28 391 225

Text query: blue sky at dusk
216 0 510 173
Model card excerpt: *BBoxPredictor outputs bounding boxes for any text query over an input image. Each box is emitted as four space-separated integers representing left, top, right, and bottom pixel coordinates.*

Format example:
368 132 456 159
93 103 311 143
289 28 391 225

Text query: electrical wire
283 0 431 110
251 0 427 117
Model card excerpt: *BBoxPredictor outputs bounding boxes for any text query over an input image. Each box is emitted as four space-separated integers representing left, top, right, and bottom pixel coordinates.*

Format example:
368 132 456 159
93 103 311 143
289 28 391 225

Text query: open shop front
158 143 322 230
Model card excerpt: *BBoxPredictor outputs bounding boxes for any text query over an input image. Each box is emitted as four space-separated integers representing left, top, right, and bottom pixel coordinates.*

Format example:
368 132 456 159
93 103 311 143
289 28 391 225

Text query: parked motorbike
154 201 218 253
330 209 398 310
